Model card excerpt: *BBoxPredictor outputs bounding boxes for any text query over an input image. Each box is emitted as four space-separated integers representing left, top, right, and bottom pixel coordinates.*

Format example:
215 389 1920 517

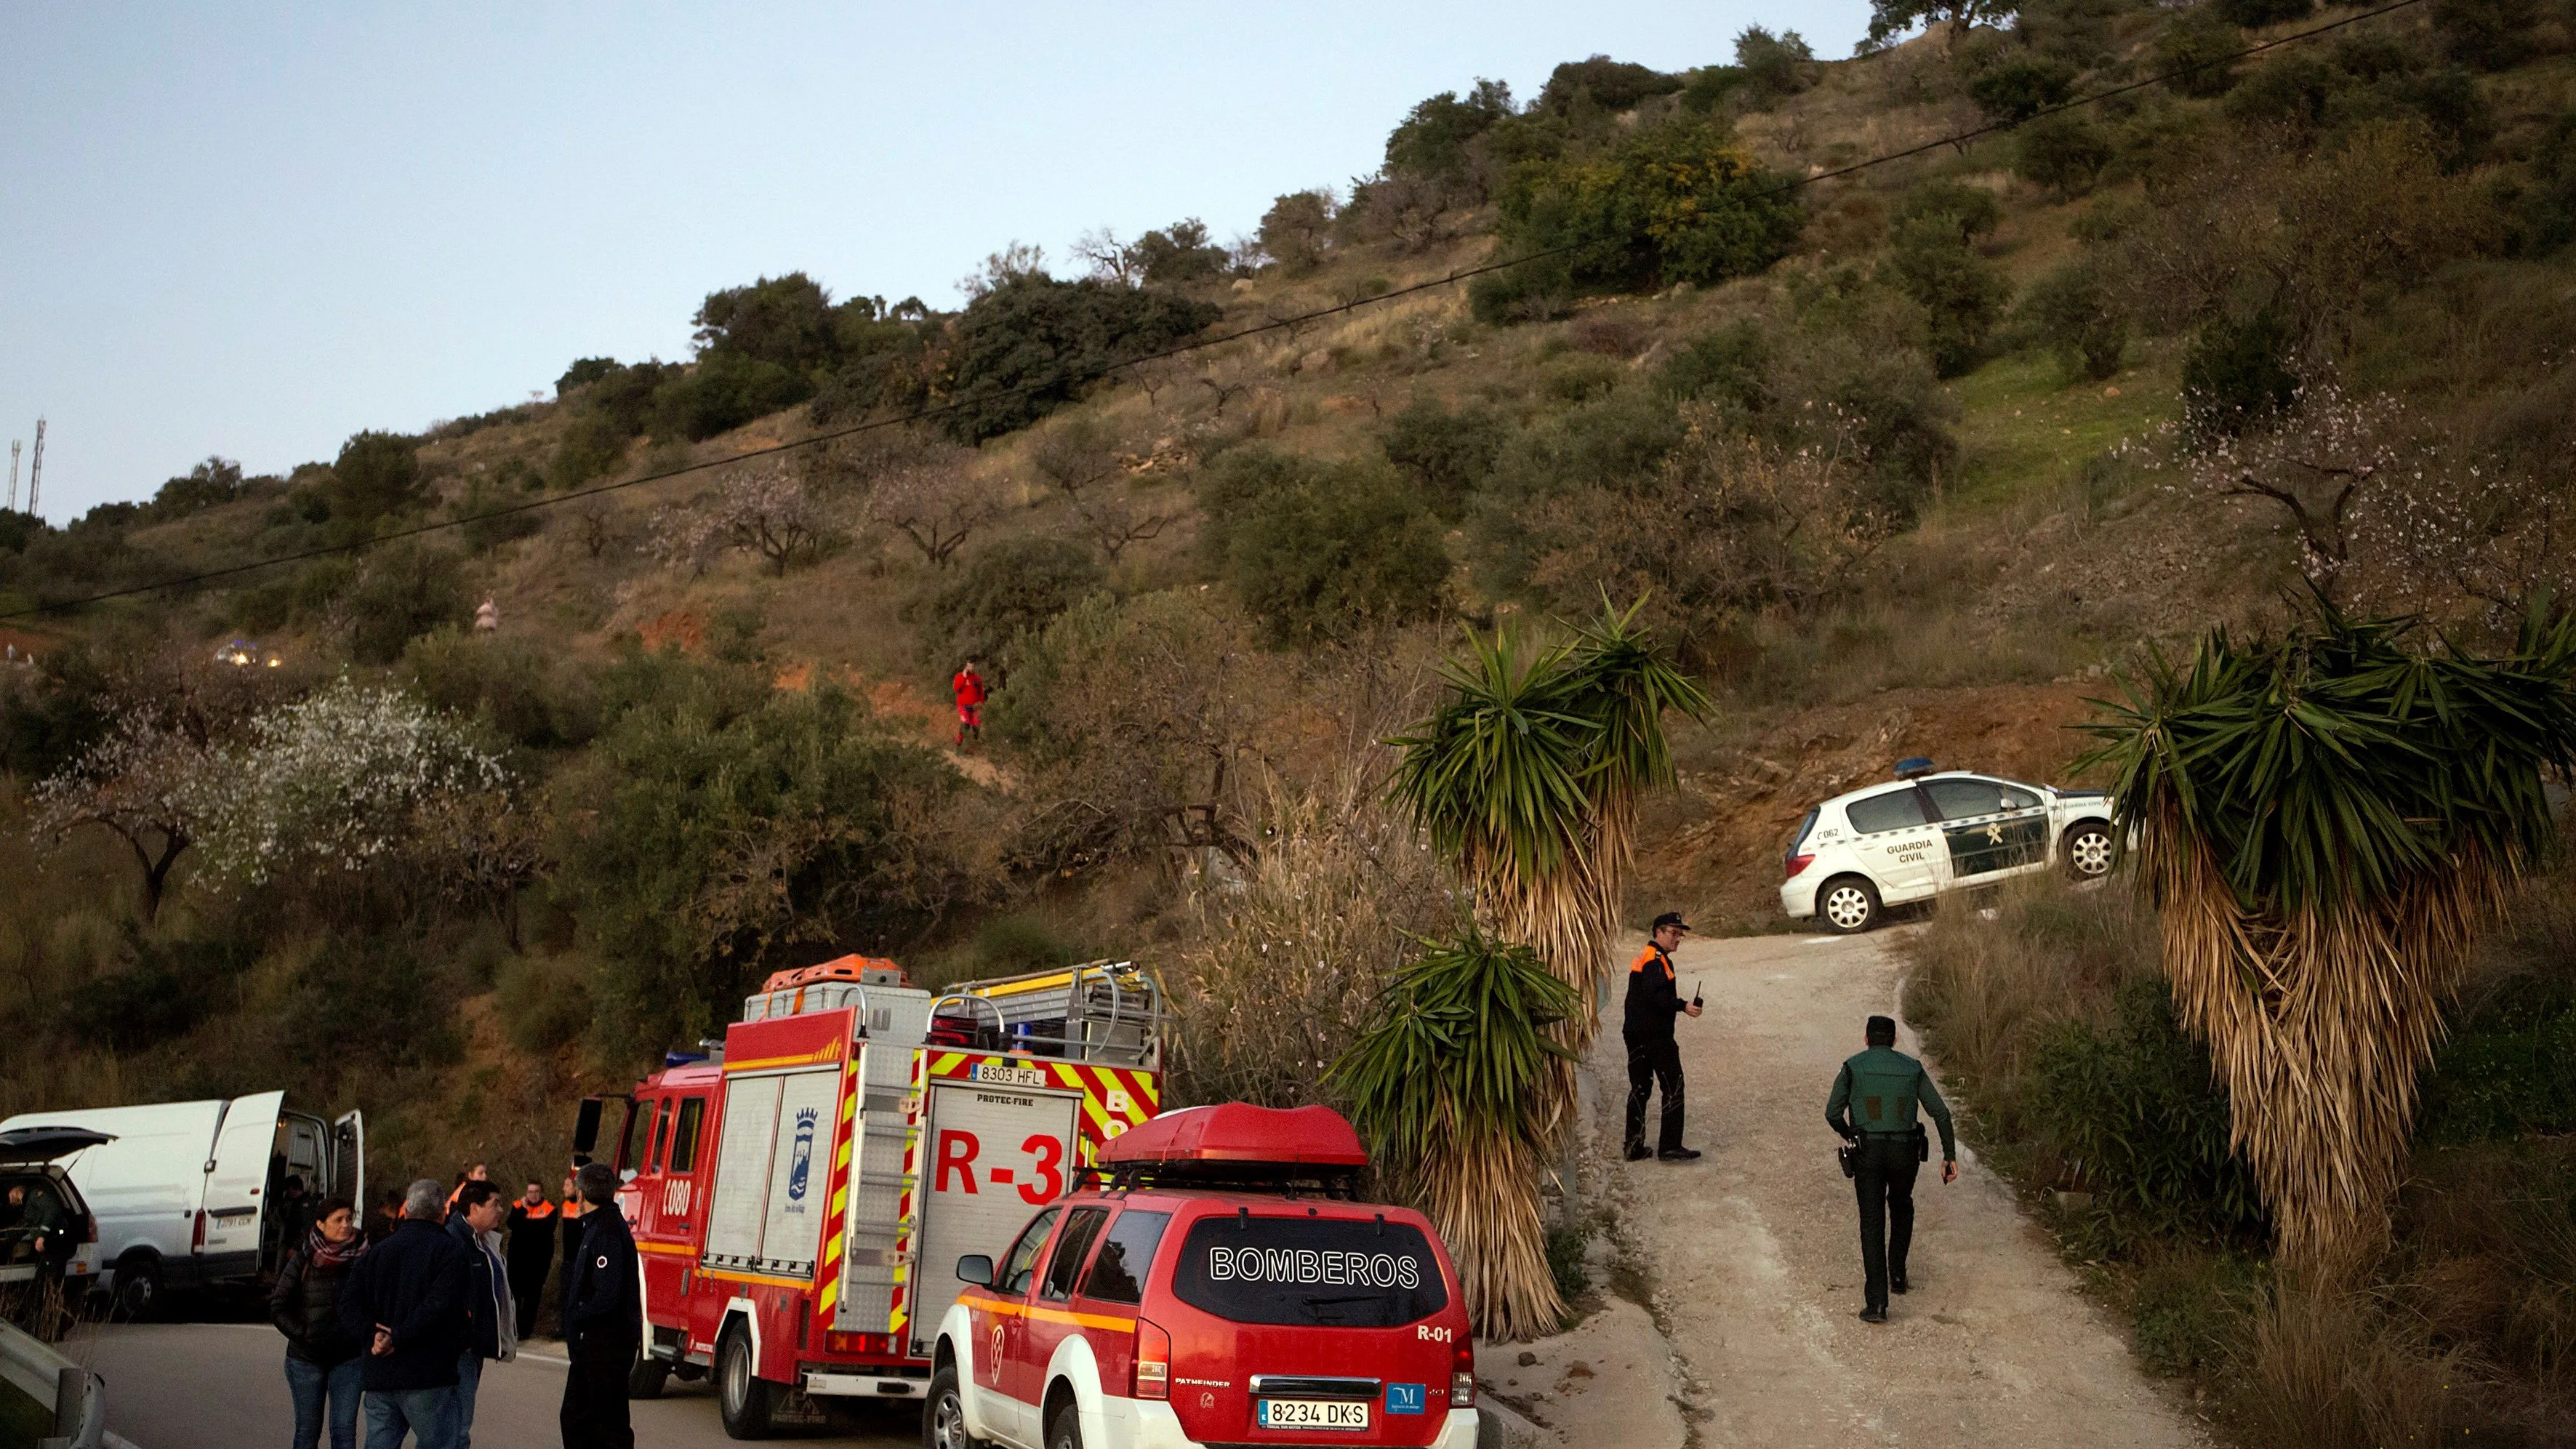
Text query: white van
0 1092 361 1317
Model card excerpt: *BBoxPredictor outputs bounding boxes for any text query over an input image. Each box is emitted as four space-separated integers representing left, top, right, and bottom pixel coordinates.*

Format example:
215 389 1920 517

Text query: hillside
6 1 2576 1436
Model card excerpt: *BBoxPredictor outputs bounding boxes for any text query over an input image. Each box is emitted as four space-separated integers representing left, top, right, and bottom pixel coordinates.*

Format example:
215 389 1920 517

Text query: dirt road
1500 926 2208 1449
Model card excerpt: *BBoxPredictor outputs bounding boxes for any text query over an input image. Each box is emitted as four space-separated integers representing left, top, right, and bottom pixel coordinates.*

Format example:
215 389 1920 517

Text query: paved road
58 1322 920 1448
1576 926 2207 1448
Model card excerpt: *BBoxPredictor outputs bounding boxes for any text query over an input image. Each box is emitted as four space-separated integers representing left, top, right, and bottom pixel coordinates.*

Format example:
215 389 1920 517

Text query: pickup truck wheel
2063 822 2115 880
627 1347 671 1400
1818 876 1882 934
111 1255 160 1321
925 1364 987 1449
715 1322 779 1440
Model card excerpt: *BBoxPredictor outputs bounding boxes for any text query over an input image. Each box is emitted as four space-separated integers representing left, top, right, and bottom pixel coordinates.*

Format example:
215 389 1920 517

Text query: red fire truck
576 954 1164 1438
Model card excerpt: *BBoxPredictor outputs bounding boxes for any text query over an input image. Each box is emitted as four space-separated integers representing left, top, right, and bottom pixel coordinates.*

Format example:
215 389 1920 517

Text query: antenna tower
7 440 17 513
26 419 43 518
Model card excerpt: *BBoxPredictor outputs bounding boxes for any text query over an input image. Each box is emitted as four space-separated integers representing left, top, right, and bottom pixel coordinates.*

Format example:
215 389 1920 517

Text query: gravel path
1584 926 2210 1449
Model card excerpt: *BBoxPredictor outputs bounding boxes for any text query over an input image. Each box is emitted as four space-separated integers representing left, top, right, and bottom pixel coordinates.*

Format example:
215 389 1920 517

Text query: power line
2 0 2428 623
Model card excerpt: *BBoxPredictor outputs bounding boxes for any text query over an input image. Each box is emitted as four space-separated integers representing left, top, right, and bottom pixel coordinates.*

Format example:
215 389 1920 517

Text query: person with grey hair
558 1162 638 1449
340 1177 468 1448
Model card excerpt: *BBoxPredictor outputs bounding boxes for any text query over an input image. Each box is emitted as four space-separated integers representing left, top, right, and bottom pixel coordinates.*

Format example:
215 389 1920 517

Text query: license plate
1258 1398 1370 1430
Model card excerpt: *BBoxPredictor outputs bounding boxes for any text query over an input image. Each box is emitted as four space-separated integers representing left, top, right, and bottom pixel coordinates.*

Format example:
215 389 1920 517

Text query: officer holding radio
1623 912 1704 1163
1826 1014 1956 1323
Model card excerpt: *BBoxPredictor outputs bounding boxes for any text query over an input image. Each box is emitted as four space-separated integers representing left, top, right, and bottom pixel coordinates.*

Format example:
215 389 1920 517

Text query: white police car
1779 760 2116 933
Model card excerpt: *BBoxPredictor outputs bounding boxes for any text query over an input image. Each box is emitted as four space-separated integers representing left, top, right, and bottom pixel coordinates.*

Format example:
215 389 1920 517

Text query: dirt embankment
1643 683 2106 931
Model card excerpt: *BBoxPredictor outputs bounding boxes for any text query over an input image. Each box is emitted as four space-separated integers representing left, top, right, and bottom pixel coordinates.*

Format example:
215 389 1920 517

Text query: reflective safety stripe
958 1289 1136 1333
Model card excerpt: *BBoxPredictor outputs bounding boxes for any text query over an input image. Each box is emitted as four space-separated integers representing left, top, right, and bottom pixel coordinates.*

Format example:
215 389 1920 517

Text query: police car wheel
2065 823 2115 880
1819 877 1881 934
716 1322 779 1440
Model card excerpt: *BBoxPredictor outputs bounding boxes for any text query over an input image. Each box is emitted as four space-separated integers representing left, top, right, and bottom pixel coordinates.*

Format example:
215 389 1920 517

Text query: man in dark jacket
446 1181 515 1448
340 1178 467 1449
1624 912 1704 1161
505 1181 557 1340
559 1161 639 1449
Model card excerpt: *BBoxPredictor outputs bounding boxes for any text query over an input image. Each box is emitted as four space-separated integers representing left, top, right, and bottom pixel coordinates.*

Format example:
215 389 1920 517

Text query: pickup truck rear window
1170 1216 1448 1328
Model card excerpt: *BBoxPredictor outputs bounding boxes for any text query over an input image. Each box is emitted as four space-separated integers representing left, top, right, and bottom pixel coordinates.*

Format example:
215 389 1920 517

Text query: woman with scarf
269 1195 367 1449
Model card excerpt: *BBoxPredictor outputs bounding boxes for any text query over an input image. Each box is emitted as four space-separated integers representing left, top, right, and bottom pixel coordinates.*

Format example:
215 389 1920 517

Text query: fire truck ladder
927 959 1163 1069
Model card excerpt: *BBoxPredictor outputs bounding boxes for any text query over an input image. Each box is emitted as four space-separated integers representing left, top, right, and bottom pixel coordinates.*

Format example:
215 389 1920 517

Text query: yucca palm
2079 602 2576 1261
1331 929 1582 1341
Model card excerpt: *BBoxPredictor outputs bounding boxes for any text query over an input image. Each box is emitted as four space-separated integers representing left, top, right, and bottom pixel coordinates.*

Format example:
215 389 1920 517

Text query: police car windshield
1170 1215 1447 1328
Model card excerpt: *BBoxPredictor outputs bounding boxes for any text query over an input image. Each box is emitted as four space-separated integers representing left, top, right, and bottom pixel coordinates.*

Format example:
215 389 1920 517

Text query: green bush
457 474 541 553
917 534 1107 675
651 353 816 442
557 357 618 393
496 952 593 1054
1531 55 1684 114
1379 398 1507 520
326 430 423 527
1657 321 1773 419
1967 56 2076 123
691 273 840 372
1385 81 1516 196
1732 27 1816 105
1885 213 2010 378
940 276 1220 443
2182 309 2302 435
2431 0 2539 71
63 934 254 1051
403 627 600 750
1472 387 1690 595
1200 449 1449 645
2028 978 2269 1239
347 543 471 666
1471 118 1805 323
2156 12 2245 98
2018 259 2128 380
2017 113 2114 198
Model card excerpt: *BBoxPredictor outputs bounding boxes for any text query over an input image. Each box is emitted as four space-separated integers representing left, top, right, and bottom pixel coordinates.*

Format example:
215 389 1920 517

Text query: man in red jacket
952 660 987 749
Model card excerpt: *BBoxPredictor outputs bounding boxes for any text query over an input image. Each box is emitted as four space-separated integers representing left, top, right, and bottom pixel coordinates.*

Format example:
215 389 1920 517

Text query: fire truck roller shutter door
756 1068 840 1276
909 1079 1083 1357
705 1077 784 1269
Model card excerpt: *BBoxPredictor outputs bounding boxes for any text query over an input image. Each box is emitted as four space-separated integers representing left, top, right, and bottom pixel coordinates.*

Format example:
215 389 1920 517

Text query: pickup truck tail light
1784 853 1815 880
1451 1341 1476 1408
1134 1317 1170 1400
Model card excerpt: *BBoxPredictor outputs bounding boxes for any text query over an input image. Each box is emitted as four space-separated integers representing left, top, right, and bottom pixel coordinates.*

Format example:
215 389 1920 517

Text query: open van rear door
201 1091 285 1267
332 1110 364 1211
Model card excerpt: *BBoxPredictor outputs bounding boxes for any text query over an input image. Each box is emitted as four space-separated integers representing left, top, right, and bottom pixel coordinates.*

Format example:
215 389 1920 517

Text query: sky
0 1 1872 522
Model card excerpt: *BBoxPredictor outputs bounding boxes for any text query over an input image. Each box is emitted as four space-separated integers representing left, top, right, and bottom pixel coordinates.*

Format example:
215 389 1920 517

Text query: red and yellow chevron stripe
814 1059 860 1319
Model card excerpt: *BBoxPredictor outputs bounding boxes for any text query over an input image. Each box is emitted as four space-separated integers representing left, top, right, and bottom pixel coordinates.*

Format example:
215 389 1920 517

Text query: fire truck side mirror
955 1253 995 1288
571 1099 603 1157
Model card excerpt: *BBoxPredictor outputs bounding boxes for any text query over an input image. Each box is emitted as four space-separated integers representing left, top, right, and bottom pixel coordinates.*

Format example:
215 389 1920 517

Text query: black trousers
509 1265 547 1339
561 1336 636 1449
1624 1036 1685 1153
1853 1133 1922 1310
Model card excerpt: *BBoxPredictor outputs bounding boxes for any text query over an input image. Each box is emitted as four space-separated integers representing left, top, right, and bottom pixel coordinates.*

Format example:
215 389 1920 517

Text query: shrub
1472 386 1690 595
402 627 600 751
2017 113 2114 198
2182 309 2302 436
147 457 244 521
2156 12 2245 98
2431 0 2539 71
1384 80 1515 199
917 534 1107 675
2215 0 2313 25
1256 190 1338 273
344 543 470 666
1200 450 1449 646
650 353 815 442
1967 56 2077 123
939 276 1220 443
1885 214 2011 378
2018 259 2129 379
63 934 254 1051
2519 113 2576 255
2028 979 2269 1237
691 272 839 372
495 951 593 1054
1656 321 1772 420
1380 399 1507 520
326 430 423 527
1472 118 1805 322
1530 55 1685 114
1732 27 1817 104
556 357 618 394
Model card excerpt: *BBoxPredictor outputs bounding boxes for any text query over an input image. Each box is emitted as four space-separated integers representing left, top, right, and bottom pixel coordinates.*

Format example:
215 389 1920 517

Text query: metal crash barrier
0 1320 138 1449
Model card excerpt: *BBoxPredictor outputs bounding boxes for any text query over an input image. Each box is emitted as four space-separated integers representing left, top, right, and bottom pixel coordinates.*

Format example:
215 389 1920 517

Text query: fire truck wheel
924 1365 989 1449
1045 1401 1084 1449
627 1348 671 1400
715 1323 781 1440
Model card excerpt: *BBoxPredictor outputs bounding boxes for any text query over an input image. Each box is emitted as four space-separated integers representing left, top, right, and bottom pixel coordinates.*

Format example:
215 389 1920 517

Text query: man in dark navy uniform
1624 912 1704 1162
558 1162 639 1449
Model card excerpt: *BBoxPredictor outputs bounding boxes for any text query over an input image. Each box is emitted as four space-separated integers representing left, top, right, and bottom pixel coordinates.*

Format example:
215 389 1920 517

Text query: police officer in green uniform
1826 1014 1956 1323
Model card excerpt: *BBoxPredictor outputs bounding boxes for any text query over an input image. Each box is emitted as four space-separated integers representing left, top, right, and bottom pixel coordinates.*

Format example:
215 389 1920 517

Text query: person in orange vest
952 659 988 749
504 1181 558 1340
1624 912 1704 1162
446 1162 490 1214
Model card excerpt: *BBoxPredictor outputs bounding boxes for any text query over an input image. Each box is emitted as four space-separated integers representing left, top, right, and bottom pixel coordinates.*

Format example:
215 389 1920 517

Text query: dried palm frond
1331 929 1581 1340
2079 601 2576 1261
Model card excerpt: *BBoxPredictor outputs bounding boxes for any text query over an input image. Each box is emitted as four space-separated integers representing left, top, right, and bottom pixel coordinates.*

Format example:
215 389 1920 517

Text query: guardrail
0 1320 136 1449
